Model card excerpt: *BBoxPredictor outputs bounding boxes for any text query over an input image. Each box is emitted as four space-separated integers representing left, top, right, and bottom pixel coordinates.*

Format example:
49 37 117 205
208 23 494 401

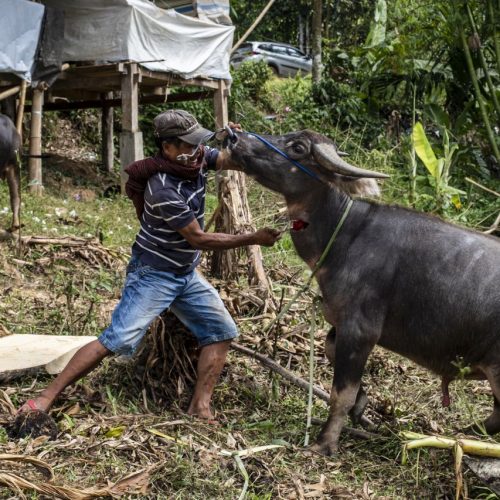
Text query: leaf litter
0 210 498 497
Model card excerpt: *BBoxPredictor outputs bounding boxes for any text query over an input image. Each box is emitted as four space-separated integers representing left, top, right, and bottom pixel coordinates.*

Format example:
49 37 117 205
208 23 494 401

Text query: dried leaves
0 456 156 499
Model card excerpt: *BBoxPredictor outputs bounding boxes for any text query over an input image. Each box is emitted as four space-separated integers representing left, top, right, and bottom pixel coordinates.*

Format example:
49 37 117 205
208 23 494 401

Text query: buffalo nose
224 125 236 140
223 131 239 149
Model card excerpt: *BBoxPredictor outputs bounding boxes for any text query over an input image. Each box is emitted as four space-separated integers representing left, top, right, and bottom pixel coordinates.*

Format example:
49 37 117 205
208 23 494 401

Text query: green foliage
312 78 371 130
412 122 462 212
232 60 273 100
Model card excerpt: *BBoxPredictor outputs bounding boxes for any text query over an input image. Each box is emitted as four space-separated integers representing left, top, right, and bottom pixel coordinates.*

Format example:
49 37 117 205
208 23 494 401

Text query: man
19 110 281 420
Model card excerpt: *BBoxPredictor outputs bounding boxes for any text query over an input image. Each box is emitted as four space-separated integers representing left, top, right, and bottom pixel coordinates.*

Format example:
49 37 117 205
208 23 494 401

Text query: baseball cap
153 109 214 145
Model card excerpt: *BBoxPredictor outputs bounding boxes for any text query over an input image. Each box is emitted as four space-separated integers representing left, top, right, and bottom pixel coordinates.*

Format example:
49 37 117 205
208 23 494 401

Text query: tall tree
312 0 323 82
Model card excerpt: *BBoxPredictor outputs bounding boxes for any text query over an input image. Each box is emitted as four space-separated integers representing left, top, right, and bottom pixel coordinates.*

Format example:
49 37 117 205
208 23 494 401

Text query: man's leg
19 340 111 413
19 258 181 414
187 339 232 420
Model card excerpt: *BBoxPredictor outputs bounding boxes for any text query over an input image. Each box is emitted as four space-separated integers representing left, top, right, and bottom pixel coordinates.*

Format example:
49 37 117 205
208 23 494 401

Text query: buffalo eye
291 142 306 155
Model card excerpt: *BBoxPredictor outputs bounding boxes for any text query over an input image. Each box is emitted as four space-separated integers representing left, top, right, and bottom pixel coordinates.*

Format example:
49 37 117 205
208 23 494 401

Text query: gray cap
153 109 214 145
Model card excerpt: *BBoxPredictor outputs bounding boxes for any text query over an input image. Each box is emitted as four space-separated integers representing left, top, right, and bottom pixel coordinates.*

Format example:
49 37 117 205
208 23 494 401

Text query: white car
230 41 312 77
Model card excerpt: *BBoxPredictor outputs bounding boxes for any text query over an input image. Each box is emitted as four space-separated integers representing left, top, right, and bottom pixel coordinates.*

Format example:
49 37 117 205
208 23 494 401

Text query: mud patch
7 410 58 440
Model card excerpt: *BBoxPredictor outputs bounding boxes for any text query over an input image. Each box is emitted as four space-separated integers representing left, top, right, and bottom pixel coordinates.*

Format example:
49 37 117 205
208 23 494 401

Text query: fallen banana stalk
401 431 500 459
401 431 500 500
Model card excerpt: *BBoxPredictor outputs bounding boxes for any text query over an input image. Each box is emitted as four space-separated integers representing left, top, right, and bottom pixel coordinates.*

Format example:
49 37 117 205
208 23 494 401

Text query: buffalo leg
5 163 20 231
481 366 500 434
325 327 369 426
312 330 375 455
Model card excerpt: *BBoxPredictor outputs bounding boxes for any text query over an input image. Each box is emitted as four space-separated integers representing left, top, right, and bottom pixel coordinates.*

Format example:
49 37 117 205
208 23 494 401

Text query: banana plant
412 122 464 211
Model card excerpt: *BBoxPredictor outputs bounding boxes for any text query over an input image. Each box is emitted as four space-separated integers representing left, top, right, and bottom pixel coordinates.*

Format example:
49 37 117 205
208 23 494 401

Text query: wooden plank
51 76 122 91
42 91 213 111
0 334 97 382
138 68 220 89
464 457 500 495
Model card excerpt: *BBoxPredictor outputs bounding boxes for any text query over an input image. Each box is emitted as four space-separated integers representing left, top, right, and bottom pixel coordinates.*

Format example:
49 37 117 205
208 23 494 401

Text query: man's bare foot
187 403 216 422
17 396 52 414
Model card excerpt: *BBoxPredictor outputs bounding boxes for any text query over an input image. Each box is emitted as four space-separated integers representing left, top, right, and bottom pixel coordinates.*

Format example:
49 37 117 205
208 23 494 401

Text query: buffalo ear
334 176 381 198
312 142 389 179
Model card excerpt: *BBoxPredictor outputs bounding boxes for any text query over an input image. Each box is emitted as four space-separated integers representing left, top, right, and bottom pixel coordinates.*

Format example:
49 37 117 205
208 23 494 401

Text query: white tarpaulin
0 0 45 82
42 0 234 80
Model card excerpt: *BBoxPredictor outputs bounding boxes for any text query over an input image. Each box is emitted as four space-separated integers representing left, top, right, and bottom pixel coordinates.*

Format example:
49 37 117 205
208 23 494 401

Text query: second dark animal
0 113 21 238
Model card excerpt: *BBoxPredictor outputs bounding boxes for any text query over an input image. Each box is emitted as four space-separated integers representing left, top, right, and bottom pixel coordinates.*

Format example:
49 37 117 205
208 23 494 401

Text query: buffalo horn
312 143 390 178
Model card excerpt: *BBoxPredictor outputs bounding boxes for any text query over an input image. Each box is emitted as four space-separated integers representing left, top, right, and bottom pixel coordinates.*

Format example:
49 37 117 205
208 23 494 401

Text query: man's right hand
253 228 283 247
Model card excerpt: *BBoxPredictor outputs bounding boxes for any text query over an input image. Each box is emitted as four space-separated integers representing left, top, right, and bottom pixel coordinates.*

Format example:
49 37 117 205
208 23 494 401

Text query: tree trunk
312 0 323 83
211 81 271 298
210 171 271 297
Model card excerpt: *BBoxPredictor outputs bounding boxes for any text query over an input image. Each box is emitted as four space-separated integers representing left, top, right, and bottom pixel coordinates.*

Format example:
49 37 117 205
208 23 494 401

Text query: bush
231 60 272 101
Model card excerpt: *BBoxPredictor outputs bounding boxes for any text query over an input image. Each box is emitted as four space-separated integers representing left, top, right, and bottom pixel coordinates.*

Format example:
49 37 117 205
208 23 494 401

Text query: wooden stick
232 341 331 400
231 0 277 53
485 211 500 235
465 177 500 198
15 81 27 136
232 342 377 440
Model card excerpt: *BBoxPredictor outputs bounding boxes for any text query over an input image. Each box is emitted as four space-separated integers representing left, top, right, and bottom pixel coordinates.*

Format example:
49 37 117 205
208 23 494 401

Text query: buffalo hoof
359 415 377 431
309 439 338 456
461 418 500 437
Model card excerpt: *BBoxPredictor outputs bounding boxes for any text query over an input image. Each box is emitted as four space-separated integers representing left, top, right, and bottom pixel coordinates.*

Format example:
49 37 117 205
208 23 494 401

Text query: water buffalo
0 113 20 237
223 130 500 455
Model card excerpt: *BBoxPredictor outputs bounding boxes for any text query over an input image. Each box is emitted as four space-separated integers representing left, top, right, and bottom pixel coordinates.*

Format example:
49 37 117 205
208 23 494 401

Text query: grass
0 138 499 499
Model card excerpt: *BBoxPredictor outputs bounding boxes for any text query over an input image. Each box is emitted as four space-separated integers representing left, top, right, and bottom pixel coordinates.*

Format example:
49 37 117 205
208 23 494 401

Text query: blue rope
245 132 321 181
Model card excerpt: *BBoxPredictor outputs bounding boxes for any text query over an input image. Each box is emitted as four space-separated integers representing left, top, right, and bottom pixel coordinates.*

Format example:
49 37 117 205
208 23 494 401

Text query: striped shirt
132 148 218 274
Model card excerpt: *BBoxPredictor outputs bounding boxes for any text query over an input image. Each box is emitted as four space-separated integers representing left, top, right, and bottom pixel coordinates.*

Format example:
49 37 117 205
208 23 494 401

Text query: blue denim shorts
98 255 238 356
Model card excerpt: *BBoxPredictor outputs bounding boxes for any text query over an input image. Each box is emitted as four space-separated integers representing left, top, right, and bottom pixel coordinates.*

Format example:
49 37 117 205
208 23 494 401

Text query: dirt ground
0 125 499 499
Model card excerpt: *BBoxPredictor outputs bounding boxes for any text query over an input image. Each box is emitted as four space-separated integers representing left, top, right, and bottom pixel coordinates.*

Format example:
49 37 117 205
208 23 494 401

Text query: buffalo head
222 130 388 198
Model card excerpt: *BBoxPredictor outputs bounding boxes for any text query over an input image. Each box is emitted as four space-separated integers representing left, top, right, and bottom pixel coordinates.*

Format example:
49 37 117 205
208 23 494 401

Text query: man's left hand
227 121 242 132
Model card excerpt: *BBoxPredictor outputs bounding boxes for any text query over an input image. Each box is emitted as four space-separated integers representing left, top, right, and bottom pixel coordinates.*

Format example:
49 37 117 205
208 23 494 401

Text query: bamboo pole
457 2 500 162
0 86 20 102
28 89 44 195
465 176 500 197
487 0 500 78
231 0 277 53
465 3 500 123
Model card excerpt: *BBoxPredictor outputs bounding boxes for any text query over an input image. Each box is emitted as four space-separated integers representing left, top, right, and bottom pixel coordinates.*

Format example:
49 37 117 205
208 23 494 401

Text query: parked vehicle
230 41 312 77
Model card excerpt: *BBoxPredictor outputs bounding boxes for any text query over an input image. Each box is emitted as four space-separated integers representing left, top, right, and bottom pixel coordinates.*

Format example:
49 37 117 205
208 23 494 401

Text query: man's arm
177 219 282 251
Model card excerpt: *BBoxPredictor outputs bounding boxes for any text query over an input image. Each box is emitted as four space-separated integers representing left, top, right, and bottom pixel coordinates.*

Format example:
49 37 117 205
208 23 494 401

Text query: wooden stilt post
28 89 44 195
211 80 271 297
101 92 114 173
120 63 143 193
